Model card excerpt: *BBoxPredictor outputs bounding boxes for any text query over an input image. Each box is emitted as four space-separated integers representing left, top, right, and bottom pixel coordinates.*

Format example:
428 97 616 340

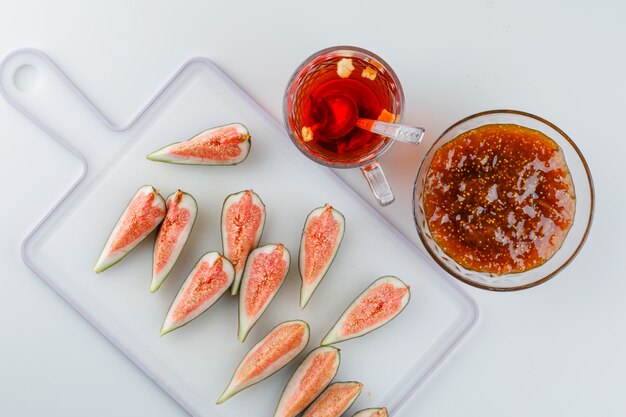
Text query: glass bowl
413 110 594 291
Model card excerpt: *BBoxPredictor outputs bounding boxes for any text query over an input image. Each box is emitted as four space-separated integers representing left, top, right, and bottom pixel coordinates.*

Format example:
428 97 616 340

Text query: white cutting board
0 49 477 417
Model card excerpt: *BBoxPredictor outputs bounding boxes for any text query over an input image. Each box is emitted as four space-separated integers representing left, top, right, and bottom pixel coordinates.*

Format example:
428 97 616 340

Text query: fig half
274 346 341 417
160 252 234 335
93 185 166 273
150 190 198 292
221 190 266 295
299 204 346 309
321 276 410 346
147 123 251 165
238 243 290 342
351 408 388 417
302 381 363 417
217 320 310 404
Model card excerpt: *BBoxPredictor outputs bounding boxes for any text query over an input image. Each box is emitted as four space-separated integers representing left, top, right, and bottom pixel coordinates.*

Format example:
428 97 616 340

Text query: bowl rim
412 109 595 292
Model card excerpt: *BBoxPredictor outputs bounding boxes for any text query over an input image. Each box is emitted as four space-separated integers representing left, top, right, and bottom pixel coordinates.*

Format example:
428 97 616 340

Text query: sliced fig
238 243 290 342
274 346 341 417
321 276 410 346
299 204 346 308
351 408 388 417
221 190 266 295
150 190 198 292
93 185 166 273
302 381 363 417
147 123 251 165
161 252 234 335
217 320 310 404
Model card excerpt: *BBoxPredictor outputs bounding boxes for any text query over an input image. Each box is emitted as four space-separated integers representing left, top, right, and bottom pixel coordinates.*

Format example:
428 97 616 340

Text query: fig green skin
216 320 310 404
146 123 251 166
237 244 291 342
160 252 234 336
273 346 341 417
150 190 198 293
298 204 346 309
351 407 389 417
220 189 267 296
93 185 165 273
320 276 411 346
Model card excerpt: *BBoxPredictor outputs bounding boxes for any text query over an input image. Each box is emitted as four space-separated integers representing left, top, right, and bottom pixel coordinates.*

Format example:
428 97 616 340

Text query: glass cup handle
361 162 395 206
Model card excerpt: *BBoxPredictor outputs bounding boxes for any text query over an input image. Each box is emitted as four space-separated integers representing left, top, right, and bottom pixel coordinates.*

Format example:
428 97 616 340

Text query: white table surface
1 1 625 416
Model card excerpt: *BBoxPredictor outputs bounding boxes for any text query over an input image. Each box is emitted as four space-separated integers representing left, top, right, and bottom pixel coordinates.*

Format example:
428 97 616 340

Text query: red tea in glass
284 46 405 205
286 49 403 166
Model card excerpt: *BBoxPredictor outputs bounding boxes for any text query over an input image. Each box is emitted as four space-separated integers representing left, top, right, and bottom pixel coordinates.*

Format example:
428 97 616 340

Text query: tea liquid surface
297 57 397 164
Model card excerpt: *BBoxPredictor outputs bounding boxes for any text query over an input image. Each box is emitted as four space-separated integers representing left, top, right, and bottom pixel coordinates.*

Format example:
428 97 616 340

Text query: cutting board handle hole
13 64 40 93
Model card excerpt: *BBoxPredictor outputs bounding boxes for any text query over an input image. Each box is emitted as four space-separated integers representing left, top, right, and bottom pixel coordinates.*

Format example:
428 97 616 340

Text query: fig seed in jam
423 124 575 275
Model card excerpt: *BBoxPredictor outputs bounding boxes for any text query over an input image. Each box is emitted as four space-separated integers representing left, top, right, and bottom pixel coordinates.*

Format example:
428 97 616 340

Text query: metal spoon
321 94 425 144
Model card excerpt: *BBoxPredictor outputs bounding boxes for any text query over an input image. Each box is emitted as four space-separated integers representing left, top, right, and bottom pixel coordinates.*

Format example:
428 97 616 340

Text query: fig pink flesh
110 192 165 253
226 191 263 276
236 323 306 383
303 206 341 285
283 351 338 417
303 383 362 417
341 284 408 336
172 258 229 322
245 245 288 317
154 193 192 273
171 125 247 162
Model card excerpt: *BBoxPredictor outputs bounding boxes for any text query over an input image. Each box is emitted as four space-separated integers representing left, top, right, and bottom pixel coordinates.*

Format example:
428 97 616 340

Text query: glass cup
283 46 411 206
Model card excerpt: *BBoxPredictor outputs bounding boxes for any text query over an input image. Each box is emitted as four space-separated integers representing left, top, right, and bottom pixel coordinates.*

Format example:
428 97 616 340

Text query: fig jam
423 124 575 274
